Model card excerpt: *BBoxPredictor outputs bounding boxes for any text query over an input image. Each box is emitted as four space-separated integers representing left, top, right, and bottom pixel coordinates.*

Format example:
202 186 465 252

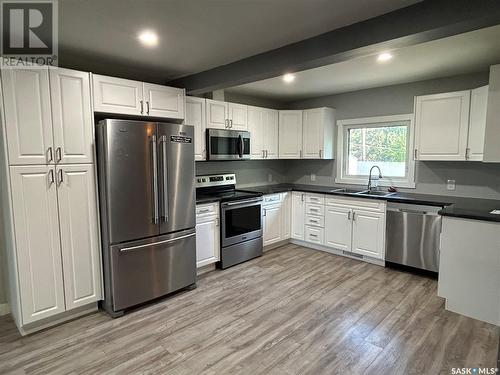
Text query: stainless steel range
196 174 263 269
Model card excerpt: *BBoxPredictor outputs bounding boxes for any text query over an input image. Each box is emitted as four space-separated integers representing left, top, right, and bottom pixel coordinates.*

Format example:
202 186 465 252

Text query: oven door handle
222 198 262 207
237 134 243 158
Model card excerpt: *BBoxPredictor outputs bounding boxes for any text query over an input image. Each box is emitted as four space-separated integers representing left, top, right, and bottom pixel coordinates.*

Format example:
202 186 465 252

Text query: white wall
0 205 7 305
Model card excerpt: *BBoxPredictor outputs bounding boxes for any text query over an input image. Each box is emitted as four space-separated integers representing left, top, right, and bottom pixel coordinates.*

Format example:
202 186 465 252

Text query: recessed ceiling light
138 30 158 47
377 52 393 62
283 73 295 83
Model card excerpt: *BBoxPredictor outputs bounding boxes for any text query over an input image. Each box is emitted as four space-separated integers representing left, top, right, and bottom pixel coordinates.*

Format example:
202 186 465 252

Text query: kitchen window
336 114 416 188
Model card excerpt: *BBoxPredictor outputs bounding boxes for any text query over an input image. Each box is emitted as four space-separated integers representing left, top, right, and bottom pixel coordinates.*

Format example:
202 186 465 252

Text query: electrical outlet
311 173 316 182
268 173 273 183
446 179 456 191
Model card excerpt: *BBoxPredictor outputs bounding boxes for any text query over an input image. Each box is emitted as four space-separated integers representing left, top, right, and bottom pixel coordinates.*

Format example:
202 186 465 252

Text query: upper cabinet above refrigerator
1 67 94 165
92 74 185 120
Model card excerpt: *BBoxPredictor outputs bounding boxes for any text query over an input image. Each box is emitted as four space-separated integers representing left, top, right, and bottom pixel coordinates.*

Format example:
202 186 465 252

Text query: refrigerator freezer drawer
110 230 196 311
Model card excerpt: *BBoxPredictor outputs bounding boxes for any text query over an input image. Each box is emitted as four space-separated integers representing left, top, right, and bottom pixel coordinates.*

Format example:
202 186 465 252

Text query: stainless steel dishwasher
385 202 442 272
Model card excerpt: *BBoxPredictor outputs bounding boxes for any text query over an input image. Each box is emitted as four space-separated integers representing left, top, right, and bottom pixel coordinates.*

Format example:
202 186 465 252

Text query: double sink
329 188 396 198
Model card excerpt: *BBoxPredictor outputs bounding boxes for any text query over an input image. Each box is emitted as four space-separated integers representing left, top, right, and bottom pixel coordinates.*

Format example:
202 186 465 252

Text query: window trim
335 114 416 188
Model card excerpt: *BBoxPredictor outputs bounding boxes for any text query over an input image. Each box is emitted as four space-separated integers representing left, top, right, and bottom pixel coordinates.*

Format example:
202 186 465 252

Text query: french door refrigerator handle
161 135 169 222
151 134 159 224
120 232 196 253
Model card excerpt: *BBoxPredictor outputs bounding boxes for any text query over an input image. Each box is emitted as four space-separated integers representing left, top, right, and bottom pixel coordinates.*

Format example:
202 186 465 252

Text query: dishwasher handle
387 203 442 216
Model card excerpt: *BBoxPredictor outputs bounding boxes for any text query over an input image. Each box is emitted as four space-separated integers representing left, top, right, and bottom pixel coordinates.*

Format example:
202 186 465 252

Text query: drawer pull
309 233 318 238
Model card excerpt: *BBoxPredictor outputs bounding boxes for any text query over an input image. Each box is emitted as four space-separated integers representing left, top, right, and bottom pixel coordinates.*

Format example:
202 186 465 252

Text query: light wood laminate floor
0 244 498 375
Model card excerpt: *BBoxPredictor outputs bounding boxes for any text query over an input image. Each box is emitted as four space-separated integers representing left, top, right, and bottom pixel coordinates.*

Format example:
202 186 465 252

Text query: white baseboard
289 239 385 267
0 303 10 316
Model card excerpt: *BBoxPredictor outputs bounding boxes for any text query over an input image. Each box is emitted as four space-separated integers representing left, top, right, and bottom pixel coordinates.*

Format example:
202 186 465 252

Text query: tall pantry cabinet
0 66 102 334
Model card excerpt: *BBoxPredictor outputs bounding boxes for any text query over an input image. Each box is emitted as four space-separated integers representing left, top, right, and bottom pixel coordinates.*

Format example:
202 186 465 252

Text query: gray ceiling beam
169 0 500 95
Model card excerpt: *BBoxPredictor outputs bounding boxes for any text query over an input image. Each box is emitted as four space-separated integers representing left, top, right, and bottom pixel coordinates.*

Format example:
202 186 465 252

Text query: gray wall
205 71 500 200
196 160 289 187
286 71 490 119
283 71 500 199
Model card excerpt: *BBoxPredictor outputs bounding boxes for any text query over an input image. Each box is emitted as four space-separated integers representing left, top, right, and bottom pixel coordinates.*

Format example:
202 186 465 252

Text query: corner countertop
235 183 500 223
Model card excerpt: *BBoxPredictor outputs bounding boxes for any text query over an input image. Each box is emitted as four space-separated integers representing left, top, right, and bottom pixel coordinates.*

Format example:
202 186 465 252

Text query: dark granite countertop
234 183 500 223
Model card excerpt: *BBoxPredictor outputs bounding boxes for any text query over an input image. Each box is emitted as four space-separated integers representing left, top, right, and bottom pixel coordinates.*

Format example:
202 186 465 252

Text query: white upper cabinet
206 99 229 129
2 67 54 165
205 100 248 130
50 68 94 164
228 103 248 130
414 90 471 160
10 165 66 324
92 74 143 115
56 164 102 311
248 106 265 159
279 110 303 159
143 83 185 119
302 108 335 159
248 106 279 159
264 109 279 159
467 85 489 161
185 97 206 160
92 74 185 119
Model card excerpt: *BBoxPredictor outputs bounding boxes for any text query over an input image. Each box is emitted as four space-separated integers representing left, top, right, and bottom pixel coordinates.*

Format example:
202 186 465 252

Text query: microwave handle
238 134 243 158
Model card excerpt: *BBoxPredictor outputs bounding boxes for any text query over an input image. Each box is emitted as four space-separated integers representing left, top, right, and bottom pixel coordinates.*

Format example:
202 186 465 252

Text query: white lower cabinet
291 193 386 261
263 204 281 246
324 206 352 252
305 226 324 245
9 164 102 325
195 203 220 267
56 164 102 310
291 192 305 240
351 210 385 259
10 165 66 324
262 193 291 247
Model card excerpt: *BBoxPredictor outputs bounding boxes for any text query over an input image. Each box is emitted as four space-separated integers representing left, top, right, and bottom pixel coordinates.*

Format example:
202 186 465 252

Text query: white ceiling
225 24 500 101
58 0 420 82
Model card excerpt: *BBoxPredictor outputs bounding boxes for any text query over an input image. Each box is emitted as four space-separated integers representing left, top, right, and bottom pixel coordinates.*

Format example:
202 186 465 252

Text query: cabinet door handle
265 150 268 158
56 147 62 163
263 208 267 217
465 148 470 160
301 194 304 202
299 150 302 158
224 119 228 128
46 147 53 163
140 100 144 114
146 101 150 115
47 169 54 186
414 149 418 160
319 149 322 158
197 208 210 214
57 169 64 185
215 218 219 227
230 119 233 128
262 150 265 158
352 212 356 221
347 211 351 220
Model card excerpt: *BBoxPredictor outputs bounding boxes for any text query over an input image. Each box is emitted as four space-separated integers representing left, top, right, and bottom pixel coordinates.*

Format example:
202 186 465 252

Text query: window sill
334 177 416 189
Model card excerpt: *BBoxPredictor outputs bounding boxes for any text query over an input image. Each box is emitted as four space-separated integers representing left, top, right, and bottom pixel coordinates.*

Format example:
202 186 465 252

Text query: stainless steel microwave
206 129 251 160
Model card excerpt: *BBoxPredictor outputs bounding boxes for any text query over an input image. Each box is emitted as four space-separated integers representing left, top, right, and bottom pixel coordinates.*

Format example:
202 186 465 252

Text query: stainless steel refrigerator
96 119 196 317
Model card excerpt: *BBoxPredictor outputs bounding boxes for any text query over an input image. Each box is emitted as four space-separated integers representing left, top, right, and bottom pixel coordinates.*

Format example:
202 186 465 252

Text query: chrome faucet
367 165 383 192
